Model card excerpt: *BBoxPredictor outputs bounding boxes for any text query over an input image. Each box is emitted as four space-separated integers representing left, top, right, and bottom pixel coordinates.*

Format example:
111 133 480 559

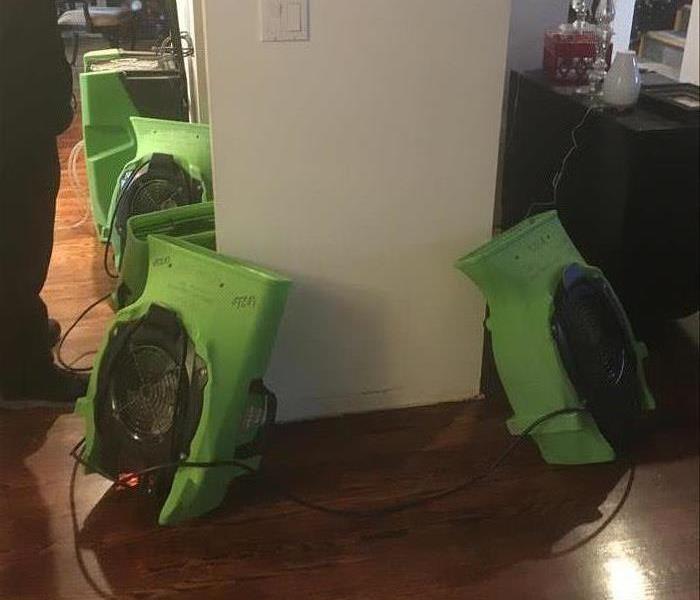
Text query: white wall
681 0 699 84
176 0 209 122
613 0 637 53
190 0 209 122
203 0 511 421
507 0 568 72
505 0 637 69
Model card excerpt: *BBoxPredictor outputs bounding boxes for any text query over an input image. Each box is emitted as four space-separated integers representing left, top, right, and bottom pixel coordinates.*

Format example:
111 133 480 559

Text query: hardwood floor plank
0 112 697 600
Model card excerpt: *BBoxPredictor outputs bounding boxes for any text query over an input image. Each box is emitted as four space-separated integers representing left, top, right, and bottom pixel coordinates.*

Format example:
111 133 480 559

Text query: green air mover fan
80 49 189 239
456 211 654 464
106 117 212 268
115 202 216 310
76 235 291 525
109 152 203 265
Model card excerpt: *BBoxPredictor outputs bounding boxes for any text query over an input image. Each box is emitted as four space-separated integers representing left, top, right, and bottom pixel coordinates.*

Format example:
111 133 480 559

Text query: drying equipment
115 202 216 310
456 211 654 464
107 117 212 268
80 41 189 239
76 235 292 525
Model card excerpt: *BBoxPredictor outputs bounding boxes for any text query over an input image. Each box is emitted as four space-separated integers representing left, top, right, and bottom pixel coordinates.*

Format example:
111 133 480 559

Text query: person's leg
0 136 58 392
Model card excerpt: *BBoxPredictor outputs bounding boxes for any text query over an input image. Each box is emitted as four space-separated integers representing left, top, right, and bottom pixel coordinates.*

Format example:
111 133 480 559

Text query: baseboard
276 387 483 423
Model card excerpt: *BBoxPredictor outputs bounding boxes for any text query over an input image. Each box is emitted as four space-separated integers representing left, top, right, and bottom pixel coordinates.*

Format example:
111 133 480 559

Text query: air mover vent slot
134 217 216 241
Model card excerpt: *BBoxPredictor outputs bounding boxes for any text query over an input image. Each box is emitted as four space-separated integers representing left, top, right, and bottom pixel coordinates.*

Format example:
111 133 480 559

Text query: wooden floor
45 109 114 367
0 118 698 600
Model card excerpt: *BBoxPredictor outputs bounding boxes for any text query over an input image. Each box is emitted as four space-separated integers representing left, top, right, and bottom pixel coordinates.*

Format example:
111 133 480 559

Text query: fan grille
131 179 183 216
110 344 180 440
553 273 643 449
559 285 629 388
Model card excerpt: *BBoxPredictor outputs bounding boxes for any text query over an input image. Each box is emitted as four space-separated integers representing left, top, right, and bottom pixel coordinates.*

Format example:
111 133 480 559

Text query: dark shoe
48 318 62 348
0 365 88 409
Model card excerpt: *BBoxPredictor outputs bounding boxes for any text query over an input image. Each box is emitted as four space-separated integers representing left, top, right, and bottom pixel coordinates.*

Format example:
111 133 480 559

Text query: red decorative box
543 29 610 86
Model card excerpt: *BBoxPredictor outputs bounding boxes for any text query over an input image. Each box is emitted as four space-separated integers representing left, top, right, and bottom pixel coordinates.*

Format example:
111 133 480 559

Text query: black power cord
69 406 636 600
278 407 589 516
56 167 141 372
550 458 635 557
70 407 587 517
103 166 142 280
56 293 112 373
69 455 113 600
61 162 187 374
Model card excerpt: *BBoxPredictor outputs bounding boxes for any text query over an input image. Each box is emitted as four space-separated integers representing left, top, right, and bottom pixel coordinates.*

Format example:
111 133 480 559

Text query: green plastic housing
80 50 141 239
80 50 189 239
455 211 654 465
76 235 292 525
114 202 216 310
107 116 213 267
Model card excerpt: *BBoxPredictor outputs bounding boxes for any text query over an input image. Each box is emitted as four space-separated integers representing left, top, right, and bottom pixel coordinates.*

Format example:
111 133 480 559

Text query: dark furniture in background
56 1 138 64
500 70 699 331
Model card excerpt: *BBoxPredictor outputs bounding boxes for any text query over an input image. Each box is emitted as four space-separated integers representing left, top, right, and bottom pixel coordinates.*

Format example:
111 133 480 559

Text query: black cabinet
501 70 699 328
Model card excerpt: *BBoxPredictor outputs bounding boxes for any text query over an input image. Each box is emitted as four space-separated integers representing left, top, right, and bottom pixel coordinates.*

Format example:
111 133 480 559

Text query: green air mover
76 235 291 525
114 202 216 310
80 49 189 239
106 117 212 268
456 211 654 465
